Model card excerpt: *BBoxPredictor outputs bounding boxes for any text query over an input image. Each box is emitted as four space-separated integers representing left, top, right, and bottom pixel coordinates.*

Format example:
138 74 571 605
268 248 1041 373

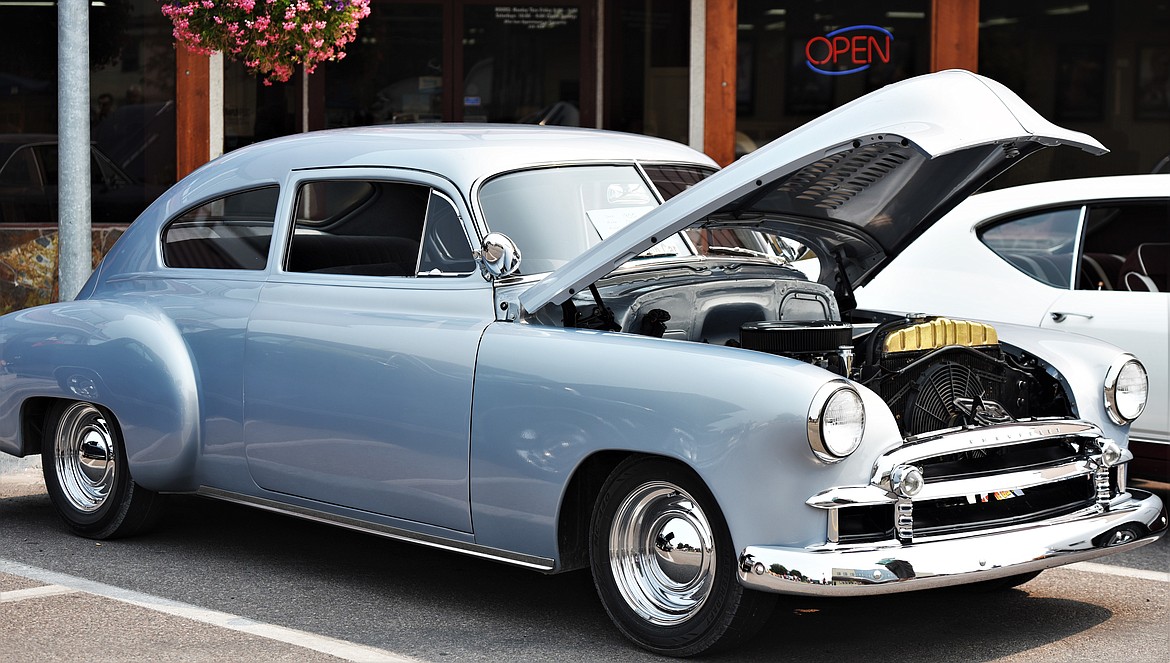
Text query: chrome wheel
608 481 716 626
591 458 776 656
52 402 116 513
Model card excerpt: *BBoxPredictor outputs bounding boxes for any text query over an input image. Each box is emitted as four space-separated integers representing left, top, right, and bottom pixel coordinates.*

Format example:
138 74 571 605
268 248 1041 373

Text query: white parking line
1066 561 1170 582
0 558 422 663
1 584 80 602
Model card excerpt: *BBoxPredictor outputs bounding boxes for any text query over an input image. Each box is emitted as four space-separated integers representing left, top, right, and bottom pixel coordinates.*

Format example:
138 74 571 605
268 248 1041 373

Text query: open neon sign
805 25 893 76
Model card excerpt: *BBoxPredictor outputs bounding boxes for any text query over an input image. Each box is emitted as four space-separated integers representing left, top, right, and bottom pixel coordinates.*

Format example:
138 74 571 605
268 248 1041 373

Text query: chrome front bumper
738 488 1166 596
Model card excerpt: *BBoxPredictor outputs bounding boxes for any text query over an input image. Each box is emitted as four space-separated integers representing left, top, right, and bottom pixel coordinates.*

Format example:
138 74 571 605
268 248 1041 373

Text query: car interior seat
1120 243 1169 292
1080 252 1124 290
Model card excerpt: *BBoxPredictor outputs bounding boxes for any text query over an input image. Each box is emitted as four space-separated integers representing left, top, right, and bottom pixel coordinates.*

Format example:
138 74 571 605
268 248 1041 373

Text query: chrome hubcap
609 481 716 626
54 403 116 513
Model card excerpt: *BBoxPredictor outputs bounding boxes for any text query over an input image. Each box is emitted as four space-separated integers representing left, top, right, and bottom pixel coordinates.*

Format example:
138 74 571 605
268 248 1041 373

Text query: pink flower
162 0 369 84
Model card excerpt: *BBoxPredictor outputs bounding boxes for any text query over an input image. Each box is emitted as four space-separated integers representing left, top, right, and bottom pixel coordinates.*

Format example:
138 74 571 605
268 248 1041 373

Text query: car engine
738 314 1072 436
559 270 1075 438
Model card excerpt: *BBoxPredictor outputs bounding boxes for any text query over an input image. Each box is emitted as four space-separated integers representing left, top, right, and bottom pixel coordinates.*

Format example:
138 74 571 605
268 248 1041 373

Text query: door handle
1050 311 1094 323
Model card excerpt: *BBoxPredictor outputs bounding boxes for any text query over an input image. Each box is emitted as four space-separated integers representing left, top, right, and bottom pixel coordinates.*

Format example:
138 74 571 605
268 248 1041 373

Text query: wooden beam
175 47 211 179
931 0 979 72
704 0 736 167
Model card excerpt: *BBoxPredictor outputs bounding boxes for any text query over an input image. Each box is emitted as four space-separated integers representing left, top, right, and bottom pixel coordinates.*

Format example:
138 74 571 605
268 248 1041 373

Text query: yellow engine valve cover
883 317 999 354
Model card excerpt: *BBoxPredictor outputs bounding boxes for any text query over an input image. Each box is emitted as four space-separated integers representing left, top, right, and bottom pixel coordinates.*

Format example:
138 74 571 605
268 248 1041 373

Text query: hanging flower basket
160 0 371 85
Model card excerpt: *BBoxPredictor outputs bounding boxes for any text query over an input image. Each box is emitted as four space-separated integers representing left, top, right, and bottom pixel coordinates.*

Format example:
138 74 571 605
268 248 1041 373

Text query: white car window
978 208 1081 289
1080 201 1170 292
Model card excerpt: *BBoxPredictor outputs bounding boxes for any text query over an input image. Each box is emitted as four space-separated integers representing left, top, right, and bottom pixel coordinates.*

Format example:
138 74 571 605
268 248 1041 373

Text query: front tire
41 401 162 539
589 457 775 656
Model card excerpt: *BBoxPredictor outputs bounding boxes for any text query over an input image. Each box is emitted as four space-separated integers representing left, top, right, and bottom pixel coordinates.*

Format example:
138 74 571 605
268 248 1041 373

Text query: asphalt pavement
0 455 413 662
1 453 1167 662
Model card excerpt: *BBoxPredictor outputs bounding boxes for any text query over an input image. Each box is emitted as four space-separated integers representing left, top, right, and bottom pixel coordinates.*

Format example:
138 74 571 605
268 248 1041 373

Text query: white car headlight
1104 355 1147 424
808 381 866 462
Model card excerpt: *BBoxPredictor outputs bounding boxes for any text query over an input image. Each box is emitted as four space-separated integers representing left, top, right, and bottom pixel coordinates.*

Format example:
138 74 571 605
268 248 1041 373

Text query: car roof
85 124 717 288
175 124 715 203
960 174 1170 210
0 134 58 164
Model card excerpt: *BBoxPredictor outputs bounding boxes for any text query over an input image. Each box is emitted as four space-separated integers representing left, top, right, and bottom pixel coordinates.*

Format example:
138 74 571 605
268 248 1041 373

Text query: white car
856 174 1169 480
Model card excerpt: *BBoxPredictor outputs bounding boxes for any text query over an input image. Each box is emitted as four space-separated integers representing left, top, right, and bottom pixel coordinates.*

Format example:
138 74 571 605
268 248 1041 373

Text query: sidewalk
0 454 41 497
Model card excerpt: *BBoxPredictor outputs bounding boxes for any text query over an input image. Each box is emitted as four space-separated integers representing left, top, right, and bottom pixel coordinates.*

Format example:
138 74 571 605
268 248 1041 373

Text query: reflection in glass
462 5 581 124
323 4 444 126
479 165 688 274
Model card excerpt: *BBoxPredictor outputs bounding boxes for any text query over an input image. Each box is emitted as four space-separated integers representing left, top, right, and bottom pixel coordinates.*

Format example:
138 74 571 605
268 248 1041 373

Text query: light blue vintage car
0 71 1164 656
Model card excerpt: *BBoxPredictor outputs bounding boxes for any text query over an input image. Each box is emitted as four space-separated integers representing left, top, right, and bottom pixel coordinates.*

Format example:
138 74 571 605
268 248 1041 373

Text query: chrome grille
911 475 1096 536
815 421 1119 545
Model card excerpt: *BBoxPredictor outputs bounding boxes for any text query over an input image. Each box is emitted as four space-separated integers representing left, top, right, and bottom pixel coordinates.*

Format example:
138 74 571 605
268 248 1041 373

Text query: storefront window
0 0 174 311
319 1 588 128
605 1 690 144
323 3 445 126
735 1 931 155
0 0 176 216
979 0 1170 185
461 4 583 124
224 61 302 151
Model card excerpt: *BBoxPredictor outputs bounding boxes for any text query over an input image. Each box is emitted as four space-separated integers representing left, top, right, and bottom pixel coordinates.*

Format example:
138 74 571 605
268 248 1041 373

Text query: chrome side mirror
474 232 522 280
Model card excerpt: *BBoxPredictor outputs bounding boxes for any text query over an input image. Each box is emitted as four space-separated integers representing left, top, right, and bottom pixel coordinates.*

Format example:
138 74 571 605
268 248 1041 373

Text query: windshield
478 165 691 274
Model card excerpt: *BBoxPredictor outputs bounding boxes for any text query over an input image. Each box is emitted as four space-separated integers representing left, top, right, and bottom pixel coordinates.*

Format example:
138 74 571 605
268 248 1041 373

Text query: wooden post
931 0 980 72
176 48 211 180
703 0 736 167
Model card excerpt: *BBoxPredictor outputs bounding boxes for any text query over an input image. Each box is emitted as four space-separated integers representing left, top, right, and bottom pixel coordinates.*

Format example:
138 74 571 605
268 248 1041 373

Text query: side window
32 145 58 186
642 164 716 201
1080 201 1170 292
0 148 37 187
978 208 1081 289
285 180 429 277
419 191 475 275
161 186 278 270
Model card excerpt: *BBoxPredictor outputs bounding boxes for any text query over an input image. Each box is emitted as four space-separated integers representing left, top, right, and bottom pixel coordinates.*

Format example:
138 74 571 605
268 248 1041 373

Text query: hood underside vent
777 143 913 211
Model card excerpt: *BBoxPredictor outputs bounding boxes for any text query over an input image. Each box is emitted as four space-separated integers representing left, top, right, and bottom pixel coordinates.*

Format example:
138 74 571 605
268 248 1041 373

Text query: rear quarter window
161 186 279 270
978 207 1081 289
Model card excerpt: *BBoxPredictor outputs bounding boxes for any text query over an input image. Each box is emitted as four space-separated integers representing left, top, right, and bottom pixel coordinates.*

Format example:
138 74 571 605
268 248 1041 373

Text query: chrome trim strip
197 487 555 571
740 489 1167 597
807 484 891 508
809 458 1104 509
895 498 913 541
1095 467 1112 506
907 461 1094 501
896 420 1099 462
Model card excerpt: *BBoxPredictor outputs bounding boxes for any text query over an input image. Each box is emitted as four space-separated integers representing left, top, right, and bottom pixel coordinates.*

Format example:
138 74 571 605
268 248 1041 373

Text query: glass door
323 2 447 127
458 3 589 125
321 1 592 128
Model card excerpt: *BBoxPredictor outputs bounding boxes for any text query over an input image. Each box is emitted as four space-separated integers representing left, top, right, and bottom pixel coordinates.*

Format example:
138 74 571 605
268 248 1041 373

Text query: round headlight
808 382 866 462
1104 356 1147 424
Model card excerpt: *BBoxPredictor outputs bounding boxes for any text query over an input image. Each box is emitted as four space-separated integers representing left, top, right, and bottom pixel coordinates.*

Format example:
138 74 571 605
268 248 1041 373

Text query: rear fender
0 300 200 491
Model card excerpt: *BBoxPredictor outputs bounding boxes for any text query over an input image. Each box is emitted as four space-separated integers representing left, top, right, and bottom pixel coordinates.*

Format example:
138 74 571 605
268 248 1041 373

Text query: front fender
469 322 902 566
0 300 200 491
992 321 1134 443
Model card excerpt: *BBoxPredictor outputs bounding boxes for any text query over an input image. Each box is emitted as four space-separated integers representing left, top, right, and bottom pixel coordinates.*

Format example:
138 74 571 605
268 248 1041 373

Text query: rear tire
589 457 775 656
41 401 162 539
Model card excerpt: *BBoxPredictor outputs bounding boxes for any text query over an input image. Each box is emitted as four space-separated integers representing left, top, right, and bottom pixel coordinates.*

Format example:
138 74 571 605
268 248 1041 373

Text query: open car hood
519 70 1106 315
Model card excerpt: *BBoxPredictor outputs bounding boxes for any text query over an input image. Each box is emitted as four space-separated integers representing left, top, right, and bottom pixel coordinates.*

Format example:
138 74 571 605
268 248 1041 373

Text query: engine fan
902 361 987 435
